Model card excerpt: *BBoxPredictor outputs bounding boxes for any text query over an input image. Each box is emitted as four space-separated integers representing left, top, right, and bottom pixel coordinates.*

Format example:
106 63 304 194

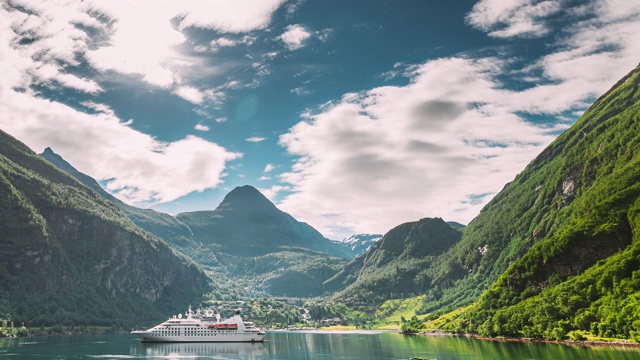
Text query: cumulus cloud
194 123 210 132
0 89 242 204
467 0 562 38
280 24 312 50
0 3 245 206
173 86 205 105
264 163 275 172
177 0 286 33
277 0 640 238
4 0 285 91
278 57 554 237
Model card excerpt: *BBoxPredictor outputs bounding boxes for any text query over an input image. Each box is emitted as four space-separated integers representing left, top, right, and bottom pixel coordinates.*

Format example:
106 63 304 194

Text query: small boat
131 307 266 343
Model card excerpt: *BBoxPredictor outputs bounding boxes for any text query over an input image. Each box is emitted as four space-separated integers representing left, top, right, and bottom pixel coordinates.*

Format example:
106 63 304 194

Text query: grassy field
374 296 429 329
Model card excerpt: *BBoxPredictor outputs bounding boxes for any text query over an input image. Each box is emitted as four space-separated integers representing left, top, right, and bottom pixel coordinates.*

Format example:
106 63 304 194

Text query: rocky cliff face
0 130 211 327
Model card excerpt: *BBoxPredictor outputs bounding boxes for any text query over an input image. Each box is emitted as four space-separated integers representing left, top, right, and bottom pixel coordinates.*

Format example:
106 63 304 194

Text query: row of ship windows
155 330 238 334
163 327 237 330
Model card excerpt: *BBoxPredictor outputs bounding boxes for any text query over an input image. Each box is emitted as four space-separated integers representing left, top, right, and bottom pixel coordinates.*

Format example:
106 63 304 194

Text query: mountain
176 185 350 258
324 218 462 302
324 63 640 342
443 62 640 340
333 234 383 257
446 221 466 230
37 150 351 297
0 130 211 328
40 148 201 252
175 185 350 297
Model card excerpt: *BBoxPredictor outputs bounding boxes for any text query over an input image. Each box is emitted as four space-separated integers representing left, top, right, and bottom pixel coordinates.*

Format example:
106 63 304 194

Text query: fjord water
1 332 639 359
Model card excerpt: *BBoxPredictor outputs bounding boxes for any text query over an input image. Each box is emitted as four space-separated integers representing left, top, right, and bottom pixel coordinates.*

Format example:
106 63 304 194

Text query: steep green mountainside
443 63 640 340
326 63 640 341
0 130 212 328
40 148 202 257
325 218 462 302
37 150 350 298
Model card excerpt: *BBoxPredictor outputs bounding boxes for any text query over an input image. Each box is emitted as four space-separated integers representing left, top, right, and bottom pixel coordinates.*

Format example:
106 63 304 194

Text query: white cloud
0 4 242 206
259 185 291 201
177 0 286 33
280 24 311 50
264 163 275 172
5 0 285 91
80 101 115 117
173 86 205 105
259 176 272 181
291 86 312 96
210 37 237 50
246 136 266 142
193 45 209 53
0 89 242 205
467 0 562 38
194 123 210 132
278 57 556 238
277 0 640 238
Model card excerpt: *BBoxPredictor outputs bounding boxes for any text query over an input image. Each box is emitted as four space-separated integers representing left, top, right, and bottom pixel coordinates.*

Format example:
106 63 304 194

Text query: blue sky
1 0 640 239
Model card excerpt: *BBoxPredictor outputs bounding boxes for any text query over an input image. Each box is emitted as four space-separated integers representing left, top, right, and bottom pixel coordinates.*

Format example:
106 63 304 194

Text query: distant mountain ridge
38 150 351 297
333 234 383 257
176 185 350 258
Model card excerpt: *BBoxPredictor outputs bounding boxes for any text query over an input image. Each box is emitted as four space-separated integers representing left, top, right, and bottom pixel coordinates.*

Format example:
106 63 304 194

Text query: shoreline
7 327 640 350
409 330 640 349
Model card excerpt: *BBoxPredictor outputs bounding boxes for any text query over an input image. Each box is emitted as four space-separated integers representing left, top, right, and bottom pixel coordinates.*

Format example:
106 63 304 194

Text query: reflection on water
132 341 266 358
1 332 640 359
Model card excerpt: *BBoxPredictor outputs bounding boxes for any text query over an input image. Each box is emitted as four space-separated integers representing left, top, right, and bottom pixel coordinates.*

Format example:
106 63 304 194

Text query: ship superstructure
132 307 265 343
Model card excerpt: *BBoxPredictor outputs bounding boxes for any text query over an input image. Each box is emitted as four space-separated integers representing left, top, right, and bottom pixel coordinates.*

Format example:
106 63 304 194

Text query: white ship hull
132 307 266 343
132 330 265 343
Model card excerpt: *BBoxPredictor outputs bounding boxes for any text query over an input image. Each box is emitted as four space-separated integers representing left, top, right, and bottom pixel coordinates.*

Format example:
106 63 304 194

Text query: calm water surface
1 331 639 359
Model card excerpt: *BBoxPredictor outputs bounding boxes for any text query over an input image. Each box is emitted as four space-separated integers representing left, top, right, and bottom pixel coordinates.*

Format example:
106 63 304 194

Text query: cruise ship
131 307 266 343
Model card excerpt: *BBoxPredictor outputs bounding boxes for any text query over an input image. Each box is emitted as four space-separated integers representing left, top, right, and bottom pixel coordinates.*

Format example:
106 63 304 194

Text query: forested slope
0 130 212 328
445 63 640 340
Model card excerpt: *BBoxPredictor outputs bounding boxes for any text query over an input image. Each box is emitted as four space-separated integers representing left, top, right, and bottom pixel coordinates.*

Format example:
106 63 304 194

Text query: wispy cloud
264 163 276 172
291 86 312 96
246 136 266 142
210 37 237 51
259 185 291 201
